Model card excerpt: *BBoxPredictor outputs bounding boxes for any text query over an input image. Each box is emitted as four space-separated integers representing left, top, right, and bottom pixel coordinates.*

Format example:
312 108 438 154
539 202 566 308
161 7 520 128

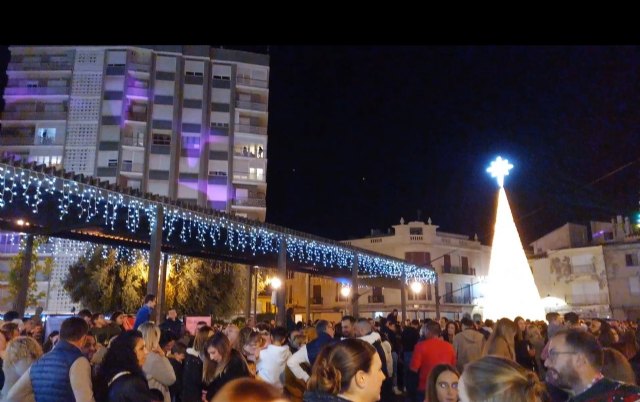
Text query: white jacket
257 344 292 391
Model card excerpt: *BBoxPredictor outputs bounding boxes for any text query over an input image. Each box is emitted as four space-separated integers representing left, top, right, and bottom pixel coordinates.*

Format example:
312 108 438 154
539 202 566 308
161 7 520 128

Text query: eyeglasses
548 350 577 361
437 382 458 390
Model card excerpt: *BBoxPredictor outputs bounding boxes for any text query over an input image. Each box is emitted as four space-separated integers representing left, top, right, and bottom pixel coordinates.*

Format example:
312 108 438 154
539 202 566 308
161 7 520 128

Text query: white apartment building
0 45 270 312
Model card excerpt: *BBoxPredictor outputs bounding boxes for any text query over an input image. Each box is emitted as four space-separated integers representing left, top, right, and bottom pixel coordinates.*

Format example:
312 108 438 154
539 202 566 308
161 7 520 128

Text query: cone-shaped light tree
483 157 546 321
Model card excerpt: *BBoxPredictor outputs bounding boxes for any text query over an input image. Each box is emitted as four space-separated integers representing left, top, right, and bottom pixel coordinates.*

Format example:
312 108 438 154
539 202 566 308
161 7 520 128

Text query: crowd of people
2 299 640 402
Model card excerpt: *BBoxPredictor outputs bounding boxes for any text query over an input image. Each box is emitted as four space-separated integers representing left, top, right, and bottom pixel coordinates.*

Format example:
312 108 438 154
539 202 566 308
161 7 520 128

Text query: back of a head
270 326 287 344
546 312 560 323
316 320 330 335
461 317 474 328
97 330 144 386
564 312 579 326
602 347 636 385
4 336 43 366
355 318 372 337
211 378 283 402
308 338 377 395
139 322 161 351
60 316 89 342
426 321 442 338
494 318 516 339
194 325 214 353
2 310 19 322
144 294 156 304
461 355 545 402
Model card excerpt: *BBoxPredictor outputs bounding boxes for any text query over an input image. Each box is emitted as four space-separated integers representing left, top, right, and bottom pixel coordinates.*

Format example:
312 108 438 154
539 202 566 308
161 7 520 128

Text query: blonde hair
3 336 43 367
461 355 545 402
211 378 282 402
138 322 161 352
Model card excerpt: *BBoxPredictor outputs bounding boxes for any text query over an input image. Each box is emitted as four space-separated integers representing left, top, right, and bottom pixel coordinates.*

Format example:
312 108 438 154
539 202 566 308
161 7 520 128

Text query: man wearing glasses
545 329 640 401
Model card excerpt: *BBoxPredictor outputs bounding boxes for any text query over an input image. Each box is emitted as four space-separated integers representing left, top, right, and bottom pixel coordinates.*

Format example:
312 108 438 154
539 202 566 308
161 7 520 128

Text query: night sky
1 46 639 246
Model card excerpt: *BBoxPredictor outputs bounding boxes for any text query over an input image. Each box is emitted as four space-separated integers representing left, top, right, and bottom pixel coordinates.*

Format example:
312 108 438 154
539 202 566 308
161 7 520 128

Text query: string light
0 164 435 284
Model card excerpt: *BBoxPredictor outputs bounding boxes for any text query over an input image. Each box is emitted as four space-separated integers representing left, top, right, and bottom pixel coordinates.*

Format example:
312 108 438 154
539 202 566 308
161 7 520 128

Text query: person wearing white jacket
256 326 291 392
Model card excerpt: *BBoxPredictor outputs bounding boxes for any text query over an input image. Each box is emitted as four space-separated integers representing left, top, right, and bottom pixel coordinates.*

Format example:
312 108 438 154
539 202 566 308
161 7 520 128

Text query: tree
64 246 148 313
64 246 249 317
1 236 53 309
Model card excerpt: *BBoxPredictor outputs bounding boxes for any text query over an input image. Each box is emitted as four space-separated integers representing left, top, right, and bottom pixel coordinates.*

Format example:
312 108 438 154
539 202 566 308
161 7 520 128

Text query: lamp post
271 277 282 315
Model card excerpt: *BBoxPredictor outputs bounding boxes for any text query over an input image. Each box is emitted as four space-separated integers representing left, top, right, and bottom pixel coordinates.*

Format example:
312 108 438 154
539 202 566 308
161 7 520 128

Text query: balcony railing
311 297 323 305
565 294 608 305
125 112 148 122
443 266 476 275
233 172 265 182
126 87 149 97
236 100 267 112
368 295 385 303
4 87 70 96
0 135 35 146
236 76 268 88
1 111 67 121
7 61 73 71
120 162 144 173
232 198 266 207
128 62 151 72
235 124 267 135
122 135 145 147
443 296 473 304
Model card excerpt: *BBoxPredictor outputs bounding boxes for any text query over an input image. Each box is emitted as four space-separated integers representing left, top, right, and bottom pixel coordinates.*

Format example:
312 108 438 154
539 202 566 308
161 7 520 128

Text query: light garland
0 164 435 283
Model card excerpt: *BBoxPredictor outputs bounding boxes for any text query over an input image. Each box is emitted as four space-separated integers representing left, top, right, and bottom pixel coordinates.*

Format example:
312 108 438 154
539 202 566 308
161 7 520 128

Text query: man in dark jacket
160 309 183 339
6 316 95 402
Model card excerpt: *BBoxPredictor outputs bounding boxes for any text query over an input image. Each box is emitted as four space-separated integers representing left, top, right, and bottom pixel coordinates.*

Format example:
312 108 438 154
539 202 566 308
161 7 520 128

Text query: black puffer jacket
181 352 204 402
106 372 156 402
302 391 351 402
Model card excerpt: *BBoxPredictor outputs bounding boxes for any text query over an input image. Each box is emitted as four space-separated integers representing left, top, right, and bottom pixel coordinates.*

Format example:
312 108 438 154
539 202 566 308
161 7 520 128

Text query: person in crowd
563 312 581 330
482 318 516 361
203 332 250 400
287 320 336 383
211 377 286 402
110 311 128 333
43 330 60 353
303 338 385 402
160 331 176 356
341 316 356 339
239 328 262 377
286 308 296 333
256 326 291 392
223 324 240 349
453 316 485 373
545 329 640 401
403 319 421 401
480 319 494 340
459 355 546 402
139 322 176 402
426 364 459 402
6 317 94 402
589 318 616 348
159 310 183 340
78 309 93 328
411 321 456 402
182 325 214 402
82 333 100 376
1 336 43 399
526 324 546 378
134 294 157 330
168 341 186 402
387 309 399 325
514 316 538 374
602 347 636 385
94 330 157 402
442 321 459 344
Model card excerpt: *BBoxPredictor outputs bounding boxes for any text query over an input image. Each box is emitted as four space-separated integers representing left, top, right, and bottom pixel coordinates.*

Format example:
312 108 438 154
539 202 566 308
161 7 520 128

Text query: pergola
0 159 435 324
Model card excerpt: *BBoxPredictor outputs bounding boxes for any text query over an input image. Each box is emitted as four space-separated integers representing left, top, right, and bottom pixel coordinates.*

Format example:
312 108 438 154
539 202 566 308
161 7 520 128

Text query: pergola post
276 239 287 326
351 254 359 318
156 253 169 323
14 234 34 317
148 205 164 296
400 268 407 323
305 273 311 324
245 265 253 321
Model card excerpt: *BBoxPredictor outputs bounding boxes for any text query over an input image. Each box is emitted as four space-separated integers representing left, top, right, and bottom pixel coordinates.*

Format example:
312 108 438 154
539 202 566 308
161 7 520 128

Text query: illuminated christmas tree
483 157 546 321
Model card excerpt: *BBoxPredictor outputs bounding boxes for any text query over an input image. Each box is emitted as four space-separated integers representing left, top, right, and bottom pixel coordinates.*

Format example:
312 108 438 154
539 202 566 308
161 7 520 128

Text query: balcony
122 135 145 147
4 87 70 96
232 198 266 208
311 297 323 305
126 87 149 97
233 172 265 183
236 100 267 112
235 124 267 136
125 111 148 122
128 62 151 73
443 296 473 305
1 111 67 121
7 61 73 71
120 161 144 173
443 266 476 275
0 134 35 146
368 295 385 303
565 294 608 305
236 76 268 88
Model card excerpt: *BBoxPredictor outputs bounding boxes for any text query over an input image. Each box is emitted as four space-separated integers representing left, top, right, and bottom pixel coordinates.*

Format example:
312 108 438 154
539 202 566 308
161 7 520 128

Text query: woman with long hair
182 325 214 402
442 322 460 344
139 323 176 402
426 364 460 402
1 336 43 398
204 332 250 401
458 355 546 402
514 317 538 374
94 330 156 402
483 318 517 361
303 338 386 402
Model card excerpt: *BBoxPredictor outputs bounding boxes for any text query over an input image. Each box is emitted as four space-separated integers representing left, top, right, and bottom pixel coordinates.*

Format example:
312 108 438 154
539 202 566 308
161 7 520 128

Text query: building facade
0 45 270 312
283 219 491 321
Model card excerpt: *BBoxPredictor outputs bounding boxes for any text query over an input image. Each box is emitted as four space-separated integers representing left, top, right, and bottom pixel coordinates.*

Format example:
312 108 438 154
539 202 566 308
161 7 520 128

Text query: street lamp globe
271 277 282 290
410 281 423 294
340 286 351 298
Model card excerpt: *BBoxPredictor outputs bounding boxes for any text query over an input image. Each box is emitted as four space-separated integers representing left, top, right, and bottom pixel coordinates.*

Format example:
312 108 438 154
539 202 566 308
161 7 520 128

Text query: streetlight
269 277 282 315
340 286 351 314
410 281 423 294
270 277 282 290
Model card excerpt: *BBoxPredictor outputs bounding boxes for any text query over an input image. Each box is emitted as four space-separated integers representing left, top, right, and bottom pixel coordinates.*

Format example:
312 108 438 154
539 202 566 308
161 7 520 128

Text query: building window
108 159 118 167
444 282 453 303
37 128 56 145
410 227 423 235
186 71 203 77
312 285 322 304
153 133 171 146
626 254 639 267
